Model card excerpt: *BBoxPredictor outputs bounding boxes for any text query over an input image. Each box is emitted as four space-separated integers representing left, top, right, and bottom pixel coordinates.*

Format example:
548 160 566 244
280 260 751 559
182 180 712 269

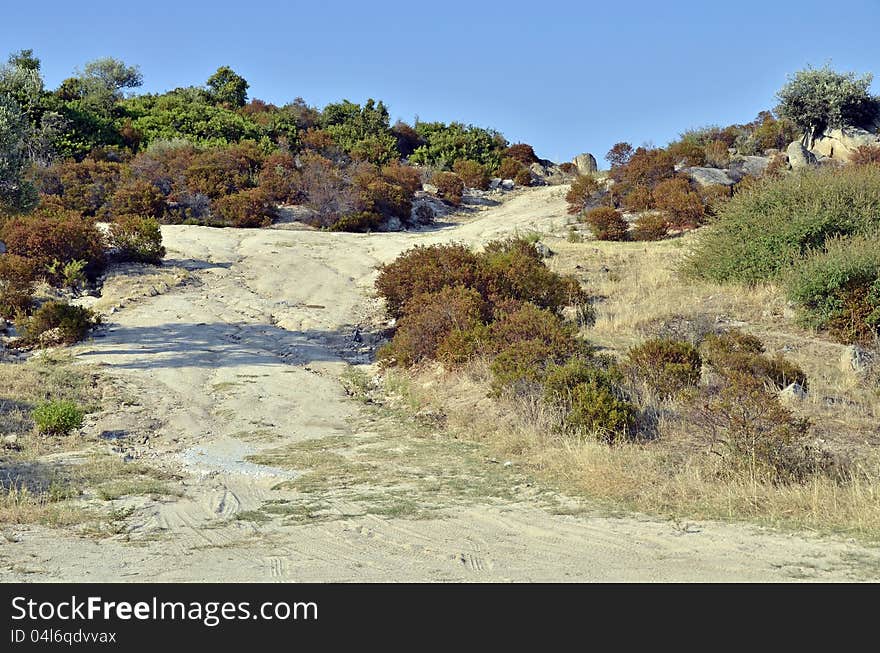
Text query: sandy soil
3 186 880 582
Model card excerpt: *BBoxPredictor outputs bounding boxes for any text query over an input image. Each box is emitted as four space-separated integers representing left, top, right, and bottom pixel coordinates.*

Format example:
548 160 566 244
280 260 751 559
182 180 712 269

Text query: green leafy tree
206 66 249 108
409 121 506 170
0 95 38 213
77 57 143 110
777 66 879 146
320 99 397 164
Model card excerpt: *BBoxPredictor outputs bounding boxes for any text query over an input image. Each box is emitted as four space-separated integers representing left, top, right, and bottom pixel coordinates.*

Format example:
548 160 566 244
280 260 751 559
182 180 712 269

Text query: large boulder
573 153 598 175
810 125 880 162
738 155 771 177
786 141 818 170
681 166 737 187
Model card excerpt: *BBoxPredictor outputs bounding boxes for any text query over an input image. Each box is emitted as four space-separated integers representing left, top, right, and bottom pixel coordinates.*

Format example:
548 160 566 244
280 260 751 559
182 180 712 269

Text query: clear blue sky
2 0 878 162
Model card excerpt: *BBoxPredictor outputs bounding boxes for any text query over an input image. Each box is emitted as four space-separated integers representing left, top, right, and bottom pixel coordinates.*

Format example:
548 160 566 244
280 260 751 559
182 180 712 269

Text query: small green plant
623 338 702 399
701 330 807 390
107 216 166 264
543 357 636 442
46 259 88 294
15 301 101 346
33 400 84 435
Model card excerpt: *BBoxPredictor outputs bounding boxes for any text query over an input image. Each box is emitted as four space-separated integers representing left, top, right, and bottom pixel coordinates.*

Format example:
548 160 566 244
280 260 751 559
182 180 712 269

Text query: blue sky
2 0 878 162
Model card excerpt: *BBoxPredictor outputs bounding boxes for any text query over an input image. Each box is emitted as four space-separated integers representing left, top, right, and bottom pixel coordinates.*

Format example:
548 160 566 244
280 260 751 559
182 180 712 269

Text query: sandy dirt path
3 186 880 582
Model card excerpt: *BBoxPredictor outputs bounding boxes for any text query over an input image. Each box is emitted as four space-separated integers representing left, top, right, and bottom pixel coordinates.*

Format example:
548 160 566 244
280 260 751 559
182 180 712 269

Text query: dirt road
3 186 879 582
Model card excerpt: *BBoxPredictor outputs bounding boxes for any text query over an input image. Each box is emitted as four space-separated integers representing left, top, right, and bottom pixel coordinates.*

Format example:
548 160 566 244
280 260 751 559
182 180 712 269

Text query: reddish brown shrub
565 175 601 215
481 246 588 313
622 338 702 399
380 161 422 195
379 287 487 366
55 158 126 216
1 206 105 280
704 139 730 168
108 180 166 219
301 127 336 152
652 177 705 230
631 212 669 241
375 244 484 318
503 143 539 165
496 157 523 180
258 151 302 203
581 207 628 241
620 184 653 212
452 159 490 190
487 302 579 354
130 141 200 197
514 167 532 187
0 254 37 318
432 172 464 206
184 141 264 198
605 142 634 168
212 188 274 228
667 140 706 167
851 145 880 165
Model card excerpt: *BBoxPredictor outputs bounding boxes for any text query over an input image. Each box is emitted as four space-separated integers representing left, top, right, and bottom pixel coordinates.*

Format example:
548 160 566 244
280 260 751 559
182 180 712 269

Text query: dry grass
380 232 880 540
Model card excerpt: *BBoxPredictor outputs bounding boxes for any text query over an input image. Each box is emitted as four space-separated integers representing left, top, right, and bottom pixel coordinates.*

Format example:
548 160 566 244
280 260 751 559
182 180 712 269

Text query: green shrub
785 234 880 343
327 211 383 233
623 338 702 399
685 165 880 283
581 207 628 241
432 172 464 206
107 215 166 263
452 159 490 190
543 357 635 442
376 244 484 318
701 330 807 390
487 302 580 354
489 339 567 395
409 121 505 170
15 301 101 346
33 400 84 436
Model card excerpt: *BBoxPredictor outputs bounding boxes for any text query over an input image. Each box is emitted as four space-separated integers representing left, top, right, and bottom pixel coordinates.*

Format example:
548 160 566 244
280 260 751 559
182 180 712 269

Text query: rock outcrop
681 166 737 187
810 125 880 162
573 153 598 175
786 141 818 170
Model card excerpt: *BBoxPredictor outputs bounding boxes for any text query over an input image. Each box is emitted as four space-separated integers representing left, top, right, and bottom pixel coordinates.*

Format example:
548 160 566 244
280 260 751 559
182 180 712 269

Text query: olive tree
776 66 879 147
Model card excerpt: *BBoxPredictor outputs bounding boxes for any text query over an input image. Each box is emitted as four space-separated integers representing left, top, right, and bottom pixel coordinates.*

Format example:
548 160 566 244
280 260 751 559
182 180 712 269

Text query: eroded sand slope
3 187 880 582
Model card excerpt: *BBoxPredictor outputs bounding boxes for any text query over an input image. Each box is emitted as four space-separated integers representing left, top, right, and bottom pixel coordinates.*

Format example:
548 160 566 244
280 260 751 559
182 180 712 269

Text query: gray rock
409 192 447 225
786 141 818 169
840 344 875 375
779 382 807 403
533 241 553 258
682 166 736 187
2 434 19 448
501 179 515 191
380 216 403 232
740 155 770 177
489 178 502 190
573 153 598 175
